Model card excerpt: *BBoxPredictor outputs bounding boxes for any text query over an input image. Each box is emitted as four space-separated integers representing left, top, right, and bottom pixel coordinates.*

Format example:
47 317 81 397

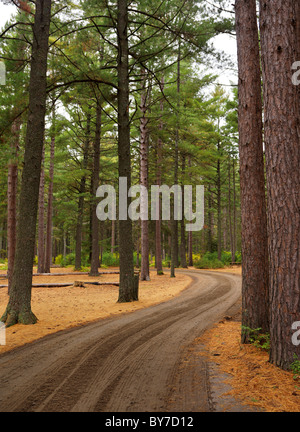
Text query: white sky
0 2 17 26
0 1 238 87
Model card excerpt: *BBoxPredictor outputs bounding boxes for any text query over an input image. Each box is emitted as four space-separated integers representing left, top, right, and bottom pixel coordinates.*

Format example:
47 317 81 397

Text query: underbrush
194 251 241 269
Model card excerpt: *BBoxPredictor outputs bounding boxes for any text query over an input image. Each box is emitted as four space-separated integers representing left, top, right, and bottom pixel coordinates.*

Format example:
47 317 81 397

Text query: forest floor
0 267 191 354
189 267 300 412
0 265 298 412
0 268 242 412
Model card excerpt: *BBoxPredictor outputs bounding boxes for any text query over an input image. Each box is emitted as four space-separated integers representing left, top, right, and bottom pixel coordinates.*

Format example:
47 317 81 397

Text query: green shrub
193 251 242 268
162 257 171 268
242 326 270 352
63 253 75 266
101 252 119 267
291 355 300 380
221 251 232 265
55 253 87 268
194 257 224 269
55 254 63 266
193 251 224 269
235 251 242 264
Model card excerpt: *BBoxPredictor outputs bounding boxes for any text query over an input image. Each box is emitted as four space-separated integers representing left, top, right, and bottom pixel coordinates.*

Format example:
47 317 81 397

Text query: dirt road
0 270 241 412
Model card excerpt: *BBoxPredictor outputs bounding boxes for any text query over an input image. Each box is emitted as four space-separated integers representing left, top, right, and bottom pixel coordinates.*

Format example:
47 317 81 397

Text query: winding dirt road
0 270 241 412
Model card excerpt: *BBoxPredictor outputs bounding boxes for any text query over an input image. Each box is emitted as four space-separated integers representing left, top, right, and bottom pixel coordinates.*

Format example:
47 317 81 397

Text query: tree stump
73 281 86 288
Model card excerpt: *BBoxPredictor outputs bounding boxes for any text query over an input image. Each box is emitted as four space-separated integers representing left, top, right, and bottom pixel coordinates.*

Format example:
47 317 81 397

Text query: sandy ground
0 267 192 354
195 266 242 276
0 269 242 412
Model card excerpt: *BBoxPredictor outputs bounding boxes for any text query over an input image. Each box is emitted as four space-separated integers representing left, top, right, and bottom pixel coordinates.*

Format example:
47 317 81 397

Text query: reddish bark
235 0 269 341
1 0 52 326
259 0 300 369
44 133 55 273
140 69 150 281
7 118 21 293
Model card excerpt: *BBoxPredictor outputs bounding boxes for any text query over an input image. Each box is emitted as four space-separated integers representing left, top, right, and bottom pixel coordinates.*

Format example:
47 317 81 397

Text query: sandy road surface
0 270 241 412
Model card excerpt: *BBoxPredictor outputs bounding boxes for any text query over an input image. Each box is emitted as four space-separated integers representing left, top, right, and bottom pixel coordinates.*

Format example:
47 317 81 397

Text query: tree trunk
89 100 101 276
1 0 52 327
171 43 182 276
180 155 187 268
140 68 150 281
7 118 21 293
232 158 237 263
217 143 222 261
111 219 115 255
223 204 228 251
136 235 140 268
44 124 55 273
117 0 137 302
228 157 234 261
75 111 91 270
235 0 269 342
155 76 164 275
170 209 176 278
207 186 213 252
187 157 193 266
259 0 300 369
188 231 193 266
38 146 45 274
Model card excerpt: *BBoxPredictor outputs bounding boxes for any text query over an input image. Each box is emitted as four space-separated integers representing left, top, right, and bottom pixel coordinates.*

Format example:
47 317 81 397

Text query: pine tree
259 0 300 369
1 0 52 326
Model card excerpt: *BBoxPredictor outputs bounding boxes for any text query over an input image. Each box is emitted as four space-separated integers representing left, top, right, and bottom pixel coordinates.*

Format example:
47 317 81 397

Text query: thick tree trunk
1 0 52 327
7 118 21 293
89 101 101 276
117 0 137 302
75 111 91 270
259 0 300 369
235 0 269 342
140 69 150 281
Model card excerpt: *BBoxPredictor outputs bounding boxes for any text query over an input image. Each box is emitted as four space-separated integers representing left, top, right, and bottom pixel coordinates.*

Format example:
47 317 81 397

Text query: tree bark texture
117 0 137 302
259 0 300 369
140 69 150 281
155 77 164 275
38 146 45 274
75 111 91 270
44 131 55 273
7 118 21 293
1 0 52 326
180 155 187 268
236 0 270 342
89 100 101 276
